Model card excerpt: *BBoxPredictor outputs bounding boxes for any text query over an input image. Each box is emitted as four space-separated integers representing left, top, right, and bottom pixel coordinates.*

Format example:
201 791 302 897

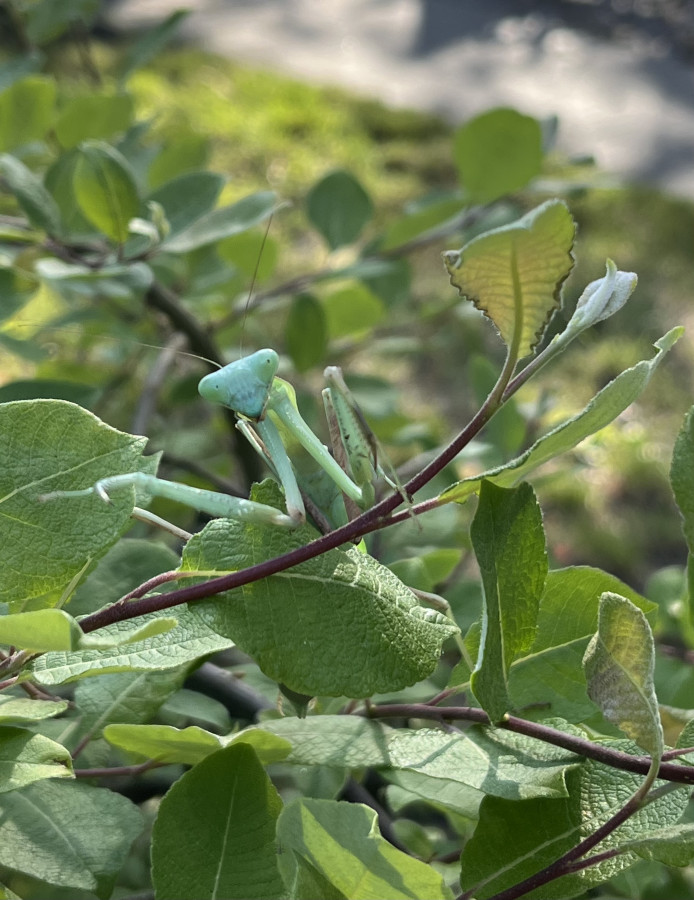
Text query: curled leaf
583 592 663 760
563 259 637 338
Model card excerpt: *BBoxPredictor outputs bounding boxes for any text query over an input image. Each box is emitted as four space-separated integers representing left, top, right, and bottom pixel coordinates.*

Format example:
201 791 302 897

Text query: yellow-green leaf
443 200 575 358
0 609 82 652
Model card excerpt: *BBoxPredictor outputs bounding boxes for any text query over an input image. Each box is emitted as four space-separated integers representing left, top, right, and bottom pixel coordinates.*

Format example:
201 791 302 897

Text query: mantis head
198 348 280 420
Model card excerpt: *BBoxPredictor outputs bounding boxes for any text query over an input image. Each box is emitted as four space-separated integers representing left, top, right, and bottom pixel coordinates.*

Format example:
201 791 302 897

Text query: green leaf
532 567 656 652
0 153 62 235
440 328 683 504
0 607 176 652
54 92 134 149
73 140 140 243
454 108 543 202
78 616 178 649
443 199 575 357
0 727 72 792
0 609 82 652
470 481 547 722
119 9 191 83
181 484 457 697
0 400 156 607
218 228 279 281
68 537 180 617
28 604 236 685
583 592 663 759
277 798 454 900
459 756 689 899
621 824 694 867
0 264 36 323
358 256 411 305
380 195 464 252
147 130 209 189
508 568 655 723
676 716 694 752
147 170 225 237
104 723 224 765
24 0 99 45
307 169 374 249
44 147 98 237
0 696 68 724
321 282 385 339
35 258 153 300
509 640 600 725
0 76 55 151
385 769 482 819
460 794 576 900
72 668 187 746
286 293 328 371
261 716 577 800
163 190 278 252
161 687 232 732
388 548 461 594
671 406 694 551
0 378 99 407
0 778 142 896
151 743 285 900
103 722 291 766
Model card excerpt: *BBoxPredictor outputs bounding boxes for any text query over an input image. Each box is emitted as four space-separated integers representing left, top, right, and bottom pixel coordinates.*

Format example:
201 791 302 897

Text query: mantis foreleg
40 472 296 529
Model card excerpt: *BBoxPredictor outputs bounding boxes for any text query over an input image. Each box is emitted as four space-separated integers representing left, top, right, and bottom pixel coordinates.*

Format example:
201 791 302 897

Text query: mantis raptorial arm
40 471 296 528
41 349 385 533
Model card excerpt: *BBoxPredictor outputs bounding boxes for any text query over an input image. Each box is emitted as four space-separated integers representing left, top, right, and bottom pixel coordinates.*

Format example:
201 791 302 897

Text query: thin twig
75 759 162 778
131 332 188 435
19 681 65 703
341 777 413 855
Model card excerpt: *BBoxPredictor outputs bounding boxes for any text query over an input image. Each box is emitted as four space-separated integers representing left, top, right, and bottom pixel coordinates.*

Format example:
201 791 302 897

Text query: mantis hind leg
323 366 412 514
40 471 298 529
322 367 377 510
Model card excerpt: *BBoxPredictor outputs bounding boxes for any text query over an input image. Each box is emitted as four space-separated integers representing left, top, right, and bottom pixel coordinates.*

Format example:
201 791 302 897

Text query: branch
365 703 694 786
78 386 505 632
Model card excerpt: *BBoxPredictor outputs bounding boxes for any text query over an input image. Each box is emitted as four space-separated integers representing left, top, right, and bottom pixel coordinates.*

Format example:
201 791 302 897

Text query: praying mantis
40 348 396 533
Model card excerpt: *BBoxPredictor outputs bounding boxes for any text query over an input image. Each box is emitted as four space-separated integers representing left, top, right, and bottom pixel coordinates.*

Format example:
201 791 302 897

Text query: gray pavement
109 0 694 199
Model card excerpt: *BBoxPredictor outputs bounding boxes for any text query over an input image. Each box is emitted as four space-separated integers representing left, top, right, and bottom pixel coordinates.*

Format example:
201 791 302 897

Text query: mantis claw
95 483 113 504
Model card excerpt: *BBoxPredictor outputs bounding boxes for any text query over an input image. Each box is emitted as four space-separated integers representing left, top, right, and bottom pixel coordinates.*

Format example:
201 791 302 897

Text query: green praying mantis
40 348 398 533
